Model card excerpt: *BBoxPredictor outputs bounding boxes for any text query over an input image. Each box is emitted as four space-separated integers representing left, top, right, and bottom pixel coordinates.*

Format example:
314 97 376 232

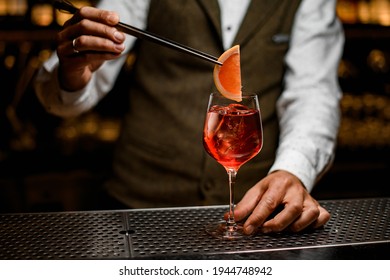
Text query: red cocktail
203 103 263 171
203 93 263 240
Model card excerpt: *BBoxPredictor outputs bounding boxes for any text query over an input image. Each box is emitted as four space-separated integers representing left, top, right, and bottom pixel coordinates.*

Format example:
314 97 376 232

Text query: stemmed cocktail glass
203 92 263 240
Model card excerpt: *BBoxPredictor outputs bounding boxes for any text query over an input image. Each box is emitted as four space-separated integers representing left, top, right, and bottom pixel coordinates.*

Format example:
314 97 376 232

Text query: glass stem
226 168 238 231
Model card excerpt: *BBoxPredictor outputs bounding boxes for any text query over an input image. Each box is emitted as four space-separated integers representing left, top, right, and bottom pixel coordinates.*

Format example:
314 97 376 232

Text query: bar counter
0 197 389 260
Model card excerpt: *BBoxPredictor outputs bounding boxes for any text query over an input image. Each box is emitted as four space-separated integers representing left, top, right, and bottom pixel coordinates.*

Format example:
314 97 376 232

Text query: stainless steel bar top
0 197 389 259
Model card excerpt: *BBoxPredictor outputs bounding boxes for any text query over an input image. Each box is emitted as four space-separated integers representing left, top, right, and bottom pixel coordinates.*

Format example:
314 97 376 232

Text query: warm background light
338 0 390 26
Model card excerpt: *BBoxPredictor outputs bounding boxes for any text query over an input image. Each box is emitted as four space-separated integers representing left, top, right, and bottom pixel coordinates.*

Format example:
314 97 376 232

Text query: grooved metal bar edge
0 198 389 259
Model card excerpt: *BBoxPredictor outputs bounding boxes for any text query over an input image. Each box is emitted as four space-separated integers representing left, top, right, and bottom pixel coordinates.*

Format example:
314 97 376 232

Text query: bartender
34 0 344 235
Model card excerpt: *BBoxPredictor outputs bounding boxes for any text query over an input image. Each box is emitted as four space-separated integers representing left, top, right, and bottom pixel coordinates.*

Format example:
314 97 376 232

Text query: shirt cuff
268 149 317 192
59 79 92 107
35 60 93 117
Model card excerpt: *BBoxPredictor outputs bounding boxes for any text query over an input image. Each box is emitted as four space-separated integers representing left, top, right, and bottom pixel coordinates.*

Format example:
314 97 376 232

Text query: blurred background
0 0 389 213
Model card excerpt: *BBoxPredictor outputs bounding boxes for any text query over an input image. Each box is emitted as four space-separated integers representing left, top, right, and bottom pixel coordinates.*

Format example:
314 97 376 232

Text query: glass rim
210 92 259 98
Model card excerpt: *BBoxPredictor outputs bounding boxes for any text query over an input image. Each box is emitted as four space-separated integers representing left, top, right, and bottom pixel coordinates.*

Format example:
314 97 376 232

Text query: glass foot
205 220 249 240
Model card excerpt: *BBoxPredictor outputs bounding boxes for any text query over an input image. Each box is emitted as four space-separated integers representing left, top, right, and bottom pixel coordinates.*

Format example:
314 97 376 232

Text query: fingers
311 205 331 229
248 195 327 234
79 6 120 26
243 186 287 234
57 23 125 56
232 182 265 221
239 171 294 234
234 170 331 235
262 196 321 233
61 18 125 43
260 194 304 233
57 7 125 57
285 204 319 232
61 6 122 41
65 34 125 55
64 6 119 28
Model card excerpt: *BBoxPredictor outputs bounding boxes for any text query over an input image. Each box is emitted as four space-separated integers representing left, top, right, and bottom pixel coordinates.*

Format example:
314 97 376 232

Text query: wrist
58 65 91 92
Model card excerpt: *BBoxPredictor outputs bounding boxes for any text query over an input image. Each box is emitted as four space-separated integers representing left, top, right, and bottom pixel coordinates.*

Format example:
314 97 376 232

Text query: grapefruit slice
213 45 242 102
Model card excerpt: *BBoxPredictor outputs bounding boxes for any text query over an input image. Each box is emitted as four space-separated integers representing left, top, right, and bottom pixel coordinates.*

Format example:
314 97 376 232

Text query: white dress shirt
34 0 344 192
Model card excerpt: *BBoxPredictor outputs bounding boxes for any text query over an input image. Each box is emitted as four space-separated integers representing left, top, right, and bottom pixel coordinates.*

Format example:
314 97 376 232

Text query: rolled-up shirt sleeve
268 0 345 192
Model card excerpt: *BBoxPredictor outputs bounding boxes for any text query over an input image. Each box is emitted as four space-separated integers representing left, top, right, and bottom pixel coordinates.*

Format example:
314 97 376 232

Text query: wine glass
203 92 263 240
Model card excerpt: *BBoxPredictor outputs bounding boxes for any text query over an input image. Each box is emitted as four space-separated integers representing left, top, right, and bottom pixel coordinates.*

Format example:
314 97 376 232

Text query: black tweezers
53 0 222 65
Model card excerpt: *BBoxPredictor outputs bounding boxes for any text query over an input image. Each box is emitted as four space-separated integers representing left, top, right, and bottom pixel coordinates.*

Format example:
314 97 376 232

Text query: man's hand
55 7 126 91
232 170 330 234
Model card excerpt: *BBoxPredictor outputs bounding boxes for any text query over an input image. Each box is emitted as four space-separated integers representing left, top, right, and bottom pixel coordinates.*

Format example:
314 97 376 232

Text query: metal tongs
53 0 222 66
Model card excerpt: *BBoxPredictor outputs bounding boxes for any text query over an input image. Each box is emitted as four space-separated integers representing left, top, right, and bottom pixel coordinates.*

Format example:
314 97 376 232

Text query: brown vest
106 0 302 208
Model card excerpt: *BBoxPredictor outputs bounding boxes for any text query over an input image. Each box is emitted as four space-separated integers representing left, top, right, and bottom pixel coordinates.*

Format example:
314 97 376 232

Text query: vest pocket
272 33 290 44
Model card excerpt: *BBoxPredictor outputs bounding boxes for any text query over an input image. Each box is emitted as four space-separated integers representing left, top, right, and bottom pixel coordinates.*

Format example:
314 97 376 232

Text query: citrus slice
213 45 242 102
